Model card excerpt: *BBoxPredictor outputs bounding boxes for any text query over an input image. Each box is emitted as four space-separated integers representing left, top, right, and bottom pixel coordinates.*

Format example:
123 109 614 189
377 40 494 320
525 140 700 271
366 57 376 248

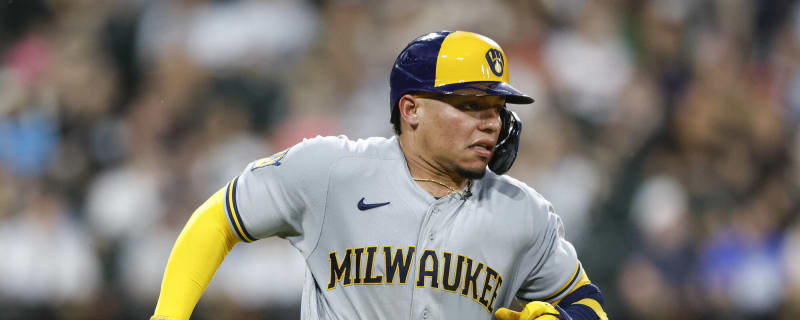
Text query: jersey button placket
428 206 441 240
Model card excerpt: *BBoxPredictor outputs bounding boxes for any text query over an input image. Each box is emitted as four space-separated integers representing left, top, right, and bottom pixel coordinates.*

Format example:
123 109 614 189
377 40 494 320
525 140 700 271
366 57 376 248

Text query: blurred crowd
1 0 799 319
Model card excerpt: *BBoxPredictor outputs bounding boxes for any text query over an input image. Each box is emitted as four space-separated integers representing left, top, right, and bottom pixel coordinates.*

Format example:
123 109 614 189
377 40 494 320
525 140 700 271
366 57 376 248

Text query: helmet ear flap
488 108 522 175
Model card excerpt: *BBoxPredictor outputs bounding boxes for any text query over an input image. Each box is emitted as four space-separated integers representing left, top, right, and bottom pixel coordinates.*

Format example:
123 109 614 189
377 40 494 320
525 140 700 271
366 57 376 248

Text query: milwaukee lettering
327 246 503 313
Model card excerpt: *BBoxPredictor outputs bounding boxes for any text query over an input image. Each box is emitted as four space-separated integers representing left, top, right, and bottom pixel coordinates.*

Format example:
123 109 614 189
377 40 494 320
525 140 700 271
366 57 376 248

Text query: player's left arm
496 270 607 320
550 274 606 320
496 200 607 320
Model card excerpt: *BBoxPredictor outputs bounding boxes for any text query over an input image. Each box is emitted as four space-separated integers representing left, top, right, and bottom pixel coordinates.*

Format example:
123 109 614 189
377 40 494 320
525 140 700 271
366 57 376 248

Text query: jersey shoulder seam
302 153 339 261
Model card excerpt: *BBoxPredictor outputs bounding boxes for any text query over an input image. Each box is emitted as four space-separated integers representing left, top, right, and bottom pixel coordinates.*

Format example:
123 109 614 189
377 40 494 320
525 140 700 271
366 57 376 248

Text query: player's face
415 94 504 179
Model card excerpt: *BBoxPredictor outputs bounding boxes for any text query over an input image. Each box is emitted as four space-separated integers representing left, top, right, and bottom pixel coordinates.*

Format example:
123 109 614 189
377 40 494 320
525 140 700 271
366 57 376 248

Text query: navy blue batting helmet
389 30 534 174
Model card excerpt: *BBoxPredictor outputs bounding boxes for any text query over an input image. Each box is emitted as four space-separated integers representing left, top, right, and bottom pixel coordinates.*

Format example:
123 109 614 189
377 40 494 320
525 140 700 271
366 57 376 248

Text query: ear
398 94 422 130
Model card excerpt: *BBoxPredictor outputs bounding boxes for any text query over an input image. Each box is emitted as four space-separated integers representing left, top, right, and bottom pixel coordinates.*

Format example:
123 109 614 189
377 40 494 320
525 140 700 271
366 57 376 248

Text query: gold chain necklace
413 178 473 199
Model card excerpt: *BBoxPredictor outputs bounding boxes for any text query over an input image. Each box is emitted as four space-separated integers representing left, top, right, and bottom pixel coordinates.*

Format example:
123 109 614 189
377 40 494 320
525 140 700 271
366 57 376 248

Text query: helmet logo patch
485 49 504 77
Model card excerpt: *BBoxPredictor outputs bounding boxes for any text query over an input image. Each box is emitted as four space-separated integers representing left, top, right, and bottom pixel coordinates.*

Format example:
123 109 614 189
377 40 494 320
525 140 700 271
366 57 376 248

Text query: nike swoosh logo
357 197 390 211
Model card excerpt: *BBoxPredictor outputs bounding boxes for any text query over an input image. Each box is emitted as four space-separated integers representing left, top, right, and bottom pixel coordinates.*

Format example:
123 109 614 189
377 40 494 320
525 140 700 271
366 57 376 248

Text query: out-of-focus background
1 0 799 319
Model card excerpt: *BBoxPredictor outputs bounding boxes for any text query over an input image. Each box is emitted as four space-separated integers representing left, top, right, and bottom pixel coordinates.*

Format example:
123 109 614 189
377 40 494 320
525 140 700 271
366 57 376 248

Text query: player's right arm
150 136 346 319
150 187 239 320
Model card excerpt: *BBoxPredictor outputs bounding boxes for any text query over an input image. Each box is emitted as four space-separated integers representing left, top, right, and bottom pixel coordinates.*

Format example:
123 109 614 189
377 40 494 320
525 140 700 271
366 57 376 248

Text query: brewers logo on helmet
485 48 504 76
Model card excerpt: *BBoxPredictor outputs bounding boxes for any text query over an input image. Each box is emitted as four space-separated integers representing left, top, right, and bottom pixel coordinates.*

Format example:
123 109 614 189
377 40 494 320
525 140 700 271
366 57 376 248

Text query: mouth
469 140 495 159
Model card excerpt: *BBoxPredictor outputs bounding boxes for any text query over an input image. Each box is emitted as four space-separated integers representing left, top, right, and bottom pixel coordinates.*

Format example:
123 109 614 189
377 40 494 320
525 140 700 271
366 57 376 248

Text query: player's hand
495 301 566 320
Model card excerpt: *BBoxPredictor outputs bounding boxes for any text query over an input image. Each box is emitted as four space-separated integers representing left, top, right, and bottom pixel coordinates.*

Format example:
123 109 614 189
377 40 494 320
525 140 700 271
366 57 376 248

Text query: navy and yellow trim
508 264 606 320
224 176 256 243
556 283 608 320
554 266 608 320
542 262 582 302
573 297 608 320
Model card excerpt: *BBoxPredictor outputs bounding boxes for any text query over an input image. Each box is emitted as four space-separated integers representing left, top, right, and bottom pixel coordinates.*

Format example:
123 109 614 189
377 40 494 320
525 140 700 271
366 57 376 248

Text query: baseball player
151 31 607 320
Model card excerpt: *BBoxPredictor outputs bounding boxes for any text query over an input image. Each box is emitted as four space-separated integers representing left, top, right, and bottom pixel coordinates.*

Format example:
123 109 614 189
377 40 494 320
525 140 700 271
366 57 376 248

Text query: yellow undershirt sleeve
151 187 240 320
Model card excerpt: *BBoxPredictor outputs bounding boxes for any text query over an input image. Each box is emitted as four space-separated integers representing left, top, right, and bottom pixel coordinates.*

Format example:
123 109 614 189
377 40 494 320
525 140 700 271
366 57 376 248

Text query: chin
455 166 487 179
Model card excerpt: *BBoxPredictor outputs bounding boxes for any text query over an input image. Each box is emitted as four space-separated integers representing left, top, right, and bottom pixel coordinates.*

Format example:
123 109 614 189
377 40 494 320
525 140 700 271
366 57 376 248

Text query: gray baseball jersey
223 135 583 320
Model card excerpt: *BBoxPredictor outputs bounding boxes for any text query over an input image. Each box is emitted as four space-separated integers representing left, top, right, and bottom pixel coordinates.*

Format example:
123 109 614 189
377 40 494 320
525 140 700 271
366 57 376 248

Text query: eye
458 103 480 111
461 103 478 111
456 101 503 113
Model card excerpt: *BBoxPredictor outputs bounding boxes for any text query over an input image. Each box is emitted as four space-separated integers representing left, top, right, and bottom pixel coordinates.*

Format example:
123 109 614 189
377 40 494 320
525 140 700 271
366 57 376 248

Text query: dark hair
391 105 402 135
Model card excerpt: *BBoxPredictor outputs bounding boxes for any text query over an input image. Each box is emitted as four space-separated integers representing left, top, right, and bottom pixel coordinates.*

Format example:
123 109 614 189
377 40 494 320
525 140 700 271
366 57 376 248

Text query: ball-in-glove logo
485 48 504 77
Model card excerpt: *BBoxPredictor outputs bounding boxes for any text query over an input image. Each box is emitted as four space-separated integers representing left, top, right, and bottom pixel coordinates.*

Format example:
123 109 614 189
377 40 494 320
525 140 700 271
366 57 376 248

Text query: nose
477 108 502 133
